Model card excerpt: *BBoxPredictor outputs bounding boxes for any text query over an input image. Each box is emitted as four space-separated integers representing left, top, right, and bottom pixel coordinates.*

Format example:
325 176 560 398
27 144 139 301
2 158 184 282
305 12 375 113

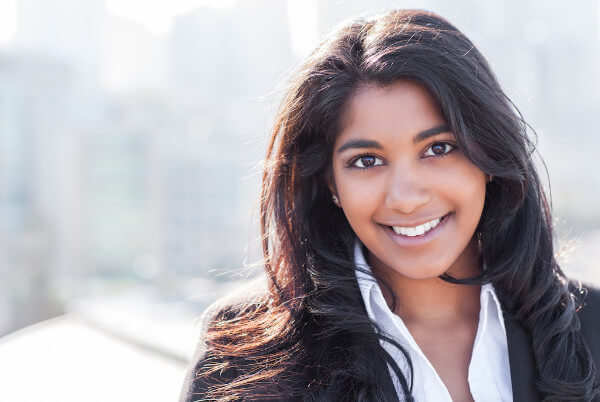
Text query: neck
368 240 482 325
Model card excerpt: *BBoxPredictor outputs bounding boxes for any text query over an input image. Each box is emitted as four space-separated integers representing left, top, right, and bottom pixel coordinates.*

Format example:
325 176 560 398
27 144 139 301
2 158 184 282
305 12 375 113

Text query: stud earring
487 174 494 183
332 195 340 206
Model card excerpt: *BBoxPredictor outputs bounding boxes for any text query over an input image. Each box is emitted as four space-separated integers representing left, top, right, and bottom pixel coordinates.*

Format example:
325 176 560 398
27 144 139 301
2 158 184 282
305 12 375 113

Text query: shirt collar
353 237 506 334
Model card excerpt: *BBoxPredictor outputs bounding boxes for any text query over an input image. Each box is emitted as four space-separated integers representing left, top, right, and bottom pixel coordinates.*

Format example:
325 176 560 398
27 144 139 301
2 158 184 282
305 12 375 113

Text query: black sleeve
178 303 240 402
575 280 600 364
178 278 269 401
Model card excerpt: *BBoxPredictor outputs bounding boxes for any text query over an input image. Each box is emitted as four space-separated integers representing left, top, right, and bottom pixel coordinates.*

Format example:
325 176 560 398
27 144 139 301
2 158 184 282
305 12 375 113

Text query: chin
403 272 448 281
392 266 449 281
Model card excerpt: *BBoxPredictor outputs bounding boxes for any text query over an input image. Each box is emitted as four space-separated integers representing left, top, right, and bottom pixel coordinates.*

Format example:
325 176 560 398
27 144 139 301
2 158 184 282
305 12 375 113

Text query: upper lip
381 213 449 227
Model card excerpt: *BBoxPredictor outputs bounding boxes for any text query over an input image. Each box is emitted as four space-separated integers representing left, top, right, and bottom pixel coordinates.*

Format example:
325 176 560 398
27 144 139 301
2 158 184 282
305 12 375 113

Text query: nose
384 165 431 214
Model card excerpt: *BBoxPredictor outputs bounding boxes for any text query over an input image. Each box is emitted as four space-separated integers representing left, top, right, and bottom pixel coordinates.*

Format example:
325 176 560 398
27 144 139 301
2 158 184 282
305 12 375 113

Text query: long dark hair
198 8 599 401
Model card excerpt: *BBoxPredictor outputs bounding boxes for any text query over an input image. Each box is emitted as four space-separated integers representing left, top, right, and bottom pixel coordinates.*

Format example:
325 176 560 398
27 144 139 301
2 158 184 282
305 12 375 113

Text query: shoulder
570 279 600 363
570 279 600 322
199 275 270 324
178 275 270 402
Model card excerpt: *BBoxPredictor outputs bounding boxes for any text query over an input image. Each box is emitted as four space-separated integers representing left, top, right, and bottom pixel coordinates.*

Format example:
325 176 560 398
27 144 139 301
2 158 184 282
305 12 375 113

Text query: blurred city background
0 0 598 400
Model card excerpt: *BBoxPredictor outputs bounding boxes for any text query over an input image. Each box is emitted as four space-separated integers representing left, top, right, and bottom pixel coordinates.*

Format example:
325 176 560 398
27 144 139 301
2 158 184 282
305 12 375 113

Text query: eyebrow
335 124 450 154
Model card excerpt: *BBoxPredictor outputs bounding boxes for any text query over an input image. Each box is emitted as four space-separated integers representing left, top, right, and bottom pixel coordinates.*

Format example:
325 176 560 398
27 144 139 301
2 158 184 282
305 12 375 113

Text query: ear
328 182 337 198
324 168 337 197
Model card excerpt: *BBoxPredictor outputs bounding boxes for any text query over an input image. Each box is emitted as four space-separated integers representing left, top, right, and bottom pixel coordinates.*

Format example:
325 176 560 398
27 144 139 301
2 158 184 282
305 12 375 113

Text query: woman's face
329 79 486 280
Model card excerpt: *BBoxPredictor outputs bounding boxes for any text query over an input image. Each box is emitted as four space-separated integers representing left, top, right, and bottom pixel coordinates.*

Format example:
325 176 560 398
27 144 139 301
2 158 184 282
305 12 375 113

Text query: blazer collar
503 309 541 402
376 307 541 401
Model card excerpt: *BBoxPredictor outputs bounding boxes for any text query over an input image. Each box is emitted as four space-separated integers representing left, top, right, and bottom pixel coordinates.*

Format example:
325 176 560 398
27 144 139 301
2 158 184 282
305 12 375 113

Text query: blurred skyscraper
15 0 106 99
82 96 163 282
0 53 73 334
164 0 293 280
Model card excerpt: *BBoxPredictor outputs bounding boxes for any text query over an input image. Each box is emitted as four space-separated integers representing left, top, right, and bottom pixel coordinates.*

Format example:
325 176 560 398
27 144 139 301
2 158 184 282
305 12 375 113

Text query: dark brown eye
424 142 455 157
350 155 383 169
361 156 376 166
431 144 447 155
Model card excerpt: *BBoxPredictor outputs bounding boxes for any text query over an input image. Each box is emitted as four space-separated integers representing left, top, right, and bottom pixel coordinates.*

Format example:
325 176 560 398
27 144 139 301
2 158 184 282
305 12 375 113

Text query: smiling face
329 79 487 281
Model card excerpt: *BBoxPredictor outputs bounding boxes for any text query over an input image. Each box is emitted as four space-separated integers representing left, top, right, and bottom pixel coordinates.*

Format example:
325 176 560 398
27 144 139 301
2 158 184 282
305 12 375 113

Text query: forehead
337 79 446 143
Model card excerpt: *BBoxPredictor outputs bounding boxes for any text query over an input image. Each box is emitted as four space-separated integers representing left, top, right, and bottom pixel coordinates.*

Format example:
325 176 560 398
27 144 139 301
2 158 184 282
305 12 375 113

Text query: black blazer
179 277 600 402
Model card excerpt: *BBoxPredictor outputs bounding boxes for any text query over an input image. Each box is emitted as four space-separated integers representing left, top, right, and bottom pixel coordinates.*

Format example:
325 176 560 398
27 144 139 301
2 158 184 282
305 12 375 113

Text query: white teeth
391 215 445 237
415 225 425 235
392 226 408 235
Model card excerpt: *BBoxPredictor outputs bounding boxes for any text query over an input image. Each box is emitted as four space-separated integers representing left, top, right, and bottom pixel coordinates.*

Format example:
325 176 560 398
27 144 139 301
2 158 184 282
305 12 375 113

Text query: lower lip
381 213 452 247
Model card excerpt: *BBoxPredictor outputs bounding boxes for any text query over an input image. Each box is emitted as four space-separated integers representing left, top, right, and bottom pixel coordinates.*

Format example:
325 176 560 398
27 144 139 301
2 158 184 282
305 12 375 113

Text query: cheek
337 180 381 216
333 167 384 220
437 161 486 217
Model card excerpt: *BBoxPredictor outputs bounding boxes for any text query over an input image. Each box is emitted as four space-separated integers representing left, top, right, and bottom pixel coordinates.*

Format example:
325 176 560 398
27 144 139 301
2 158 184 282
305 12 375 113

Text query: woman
179 8 600 401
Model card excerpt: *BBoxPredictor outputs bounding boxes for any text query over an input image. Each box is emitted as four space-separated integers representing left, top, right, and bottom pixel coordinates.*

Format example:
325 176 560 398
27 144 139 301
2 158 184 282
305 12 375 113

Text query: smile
381 213 452 246
390 216 444 237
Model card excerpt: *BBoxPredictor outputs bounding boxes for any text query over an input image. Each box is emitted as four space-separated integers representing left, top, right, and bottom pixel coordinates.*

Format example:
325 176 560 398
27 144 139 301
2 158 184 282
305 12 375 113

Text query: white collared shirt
353 238 513 401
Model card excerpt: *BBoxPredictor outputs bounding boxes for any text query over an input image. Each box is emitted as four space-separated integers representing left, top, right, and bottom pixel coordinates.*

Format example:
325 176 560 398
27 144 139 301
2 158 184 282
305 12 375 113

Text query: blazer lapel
503 310 541 401
377 309 543 401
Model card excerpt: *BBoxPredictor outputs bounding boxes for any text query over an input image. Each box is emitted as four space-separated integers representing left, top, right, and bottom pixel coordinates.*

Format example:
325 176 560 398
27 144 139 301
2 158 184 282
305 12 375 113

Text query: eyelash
346 141 457 170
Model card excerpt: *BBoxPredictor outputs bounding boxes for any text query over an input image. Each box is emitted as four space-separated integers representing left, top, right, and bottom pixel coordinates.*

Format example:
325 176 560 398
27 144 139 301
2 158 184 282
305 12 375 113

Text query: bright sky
287 0 318 57
0 0 17 45
107 0 318 56
105 0 237 36
0 0 316 53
